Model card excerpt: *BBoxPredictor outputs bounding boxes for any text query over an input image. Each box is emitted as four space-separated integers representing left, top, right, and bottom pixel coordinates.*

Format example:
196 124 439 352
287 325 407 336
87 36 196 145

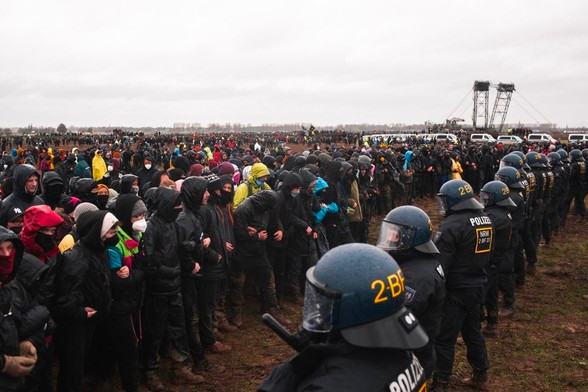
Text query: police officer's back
258 244 429 392
377 205 445 378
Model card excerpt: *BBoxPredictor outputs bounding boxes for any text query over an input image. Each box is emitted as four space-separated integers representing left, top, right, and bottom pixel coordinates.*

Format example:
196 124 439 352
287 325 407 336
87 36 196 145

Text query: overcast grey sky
1 0 587 128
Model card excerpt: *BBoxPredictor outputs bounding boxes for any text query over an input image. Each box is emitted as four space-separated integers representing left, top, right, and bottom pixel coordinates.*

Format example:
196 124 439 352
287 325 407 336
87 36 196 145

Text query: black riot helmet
557 149 570 164
436 179 483 214
500 153 524 170
547 152 562 166
495 166 525 190
480 181 516 207
570 149 585 162
303 244 428 350
378 206 439 254
526 152 546 168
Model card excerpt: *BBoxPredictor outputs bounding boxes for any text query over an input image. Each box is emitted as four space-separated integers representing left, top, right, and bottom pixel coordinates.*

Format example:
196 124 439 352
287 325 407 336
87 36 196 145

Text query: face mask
291 190 300 198
107 165 113 172
45 185 62 199
132 218 147 232
0 248 16 279
35 232 56 252
96 194 109 208
131 186 139 194
10 226 22 235
104 235 119 247
144 164 152 170
255 179 265 187
220 189 233 205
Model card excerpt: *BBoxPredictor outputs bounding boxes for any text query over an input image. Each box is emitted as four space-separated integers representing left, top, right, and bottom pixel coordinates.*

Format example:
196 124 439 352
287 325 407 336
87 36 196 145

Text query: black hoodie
54 210 112 323
234 190 279 259
0 165 44 226
41 171 66 209
141 187 183 294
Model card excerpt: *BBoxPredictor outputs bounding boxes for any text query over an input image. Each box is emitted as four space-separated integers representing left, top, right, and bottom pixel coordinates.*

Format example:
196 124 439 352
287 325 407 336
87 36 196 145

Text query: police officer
526 151 546 275
500 153 537 286
377 205 445 378
494 167 526 314
547 152 565 236
259 244 429 392
539 154 554 245
479 181 515 336
432 179 491 391
569 149 586 220
557 149 572 227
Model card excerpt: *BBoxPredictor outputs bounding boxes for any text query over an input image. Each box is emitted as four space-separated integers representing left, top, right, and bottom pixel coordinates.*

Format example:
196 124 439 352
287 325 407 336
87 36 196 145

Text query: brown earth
90 197 588 392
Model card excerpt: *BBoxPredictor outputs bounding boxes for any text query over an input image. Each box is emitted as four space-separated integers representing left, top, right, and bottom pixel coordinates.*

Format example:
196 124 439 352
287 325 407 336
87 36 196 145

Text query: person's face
0 241 14 257
6 218 23 230
102 226 118 241
214 189 221 196
39 226 57 236
97 188 109 196
258 176 268 182
202 190 210 205
130 213 145 223
132 179 139 187
159 173 170 184
144 159 152 167
360 169 367 176
222 183 233 193
25 175 39 194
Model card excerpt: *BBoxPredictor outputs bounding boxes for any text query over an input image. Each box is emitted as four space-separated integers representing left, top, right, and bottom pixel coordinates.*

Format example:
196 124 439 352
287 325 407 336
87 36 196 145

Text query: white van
527 133 557 144
470 133 496 143
497 135 523 145
432 133 458 144
568 134 588 143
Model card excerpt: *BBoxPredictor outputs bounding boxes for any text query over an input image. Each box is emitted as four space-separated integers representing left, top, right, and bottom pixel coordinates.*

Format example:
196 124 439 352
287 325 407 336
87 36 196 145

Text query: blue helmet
526 151 546 168
437 179 483 213
570 149 585 162
480 180 516 207
378 206 438 254
547 152 562 166
495 166 525 189
500 153 524 170
303 243 428 350
557 149 570 164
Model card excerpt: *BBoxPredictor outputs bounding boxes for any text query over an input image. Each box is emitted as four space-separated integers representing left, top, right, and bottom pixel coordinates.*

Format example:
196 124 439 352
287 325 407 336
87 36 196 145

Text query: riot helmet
436 179 483 214
303 243 428 350
526 151 546 168
378 206 438 254
547 152 562 166
495 166 525 189
570 149 585 162
480 180 516 207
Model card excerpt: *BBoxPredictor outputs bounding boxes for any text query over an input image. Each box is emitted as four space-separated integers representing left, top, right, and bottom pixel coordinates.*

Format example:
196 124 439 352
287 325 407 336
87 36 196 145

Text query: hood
13 164 40 198
325 161 343 184
76 178 97 195
20 205 64 261
0 226 24 284
248 163 270 183
282 156 296 171
281 173 303 193
405 150 413 163
42 171 63 188
76 210 110 250
249 190 278 211
314 177 329 194
115 194 141 236
292 156 307 171
189 164 205 177
181 176 208 213
173 156 190 173
154 187 182 222
120 174 138 194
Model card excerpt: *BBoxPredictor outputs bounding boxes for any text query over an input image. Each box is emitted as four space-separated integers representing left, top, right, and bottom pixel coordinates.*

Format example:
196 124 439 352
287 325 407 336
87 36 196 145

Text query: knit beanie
131 199 147 217
73 202 99 222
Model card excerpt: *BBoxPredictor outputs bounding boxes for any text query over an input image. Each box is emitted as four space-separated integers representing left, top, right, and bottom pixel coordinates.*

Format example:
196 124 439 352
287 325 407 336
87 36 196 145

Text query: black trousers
141 291 191 370
56 321 96 392
499 229 518 307
107 313 140 392
227 253 278 311
435 287 489 380
180 277 205 362
197 279 220 348
268 247 287 301
483 259 501 324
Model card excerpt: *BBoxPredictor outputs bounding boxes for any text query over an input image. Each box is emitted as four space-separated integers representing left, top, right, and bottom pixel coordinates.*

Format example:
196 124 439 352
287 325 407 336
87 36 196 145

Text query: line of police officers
259 148 586 392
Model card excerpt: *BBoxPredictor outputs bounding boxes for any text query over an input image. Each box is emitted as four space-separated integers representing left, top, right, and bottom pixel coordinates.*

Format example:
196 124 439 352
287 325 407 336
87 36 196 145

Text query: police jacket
484 205 512 258
0 228 51 391
0 164 44 227
234 191 279 260
141 188 182 294
53 211 112 323
508 189 526 230
258 341 426 392
551 165 565 204
394 249 445 378
569 161 587 194
434 209 493 289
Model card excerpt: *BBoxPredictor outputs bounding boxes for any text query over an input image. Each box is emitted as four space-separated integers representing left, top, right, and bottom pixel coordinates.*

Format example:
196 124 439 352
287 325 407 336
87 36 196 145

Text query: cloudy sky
1 0 587 128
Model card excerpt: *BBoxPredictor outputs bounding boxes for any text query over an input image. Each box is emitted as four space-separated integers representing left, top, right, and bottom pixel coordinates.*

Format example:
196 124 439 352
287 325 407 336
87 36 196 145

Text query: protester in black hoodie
40 171 67 210
140 187 203 391
54 210 117 392
0 164 44 227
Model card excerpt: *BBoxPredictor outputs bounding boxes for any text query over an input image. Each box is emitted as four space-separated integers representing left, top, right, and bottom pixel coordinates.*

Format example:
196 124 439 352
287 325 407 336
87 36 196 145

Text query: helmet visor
436 194 448 215
302 280 337 333
479 191 492 206
377 221 416 251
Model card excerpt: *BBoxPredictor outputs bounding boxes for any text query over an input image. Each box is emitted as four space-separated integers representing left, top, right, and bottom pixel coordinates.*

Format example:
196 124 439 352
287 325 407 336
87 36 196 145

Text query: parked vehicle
470 133 496 143
497 135 523 145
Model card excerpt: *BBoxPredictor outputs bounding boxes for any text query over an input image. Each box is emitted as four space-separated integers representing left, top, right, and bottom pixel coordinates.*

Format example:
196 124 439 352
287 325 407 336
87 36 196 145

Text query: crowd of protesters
0 128 585 391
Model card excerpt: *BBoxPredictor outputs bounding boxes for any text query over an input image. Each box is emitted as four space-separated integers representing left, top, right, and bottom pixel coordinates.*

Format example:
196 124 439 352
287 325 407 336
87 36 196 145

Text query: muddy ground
89 197 587 392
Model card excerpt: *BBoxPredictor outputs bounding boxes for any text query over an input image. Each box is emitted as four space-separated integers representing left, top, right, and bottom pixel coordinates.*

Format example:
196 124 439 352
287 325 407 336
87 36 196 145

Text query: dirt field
91 197 588 392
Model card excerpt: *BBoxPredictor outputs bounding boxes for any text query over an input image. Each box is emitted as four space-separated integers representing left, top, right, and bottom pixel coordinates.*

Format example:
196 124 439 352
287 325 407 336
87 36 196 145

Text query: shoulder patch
436 264 445 279
404 286 416 305
433 231 443 243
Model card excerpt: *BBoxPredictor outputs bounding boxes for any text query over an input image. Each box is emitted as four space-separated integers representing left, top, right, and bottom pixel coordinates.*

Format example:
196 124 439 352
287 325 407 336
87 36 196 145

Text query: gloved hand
2 355 36 378
20 341 37 361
